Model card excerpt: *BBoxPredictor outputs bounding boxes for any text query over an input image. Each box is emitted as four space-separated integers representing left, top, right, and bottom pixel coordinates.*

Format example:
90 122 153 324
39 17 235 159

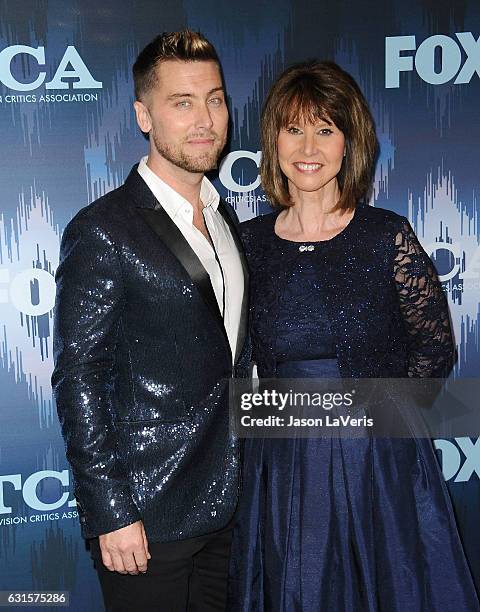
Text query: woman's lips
293 162 323 172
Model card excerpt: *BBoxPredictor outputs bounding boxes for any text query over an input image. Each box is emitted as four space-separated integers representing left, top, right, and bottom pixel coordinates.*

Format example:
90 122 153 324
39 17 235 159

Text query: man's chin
180 155 220 174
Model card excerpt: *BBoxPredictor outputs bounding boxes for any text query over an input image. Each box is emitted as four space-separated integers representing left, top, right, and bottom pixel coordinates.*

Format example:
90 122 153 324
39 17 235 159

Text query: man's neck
146 154 204 211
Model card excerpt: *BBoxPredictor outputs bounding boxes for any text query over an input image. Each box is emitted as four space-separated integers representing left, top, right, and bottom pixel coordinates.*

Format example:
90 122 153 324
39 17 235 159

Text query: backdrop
0 0 479 609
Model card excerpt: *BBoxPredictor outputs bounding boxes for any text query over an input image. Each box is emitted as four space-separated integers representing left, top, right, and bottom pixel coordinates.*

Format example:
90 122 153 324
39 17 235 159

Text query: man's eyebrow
167 87 225 100
207 87 225 95
167 92 193 100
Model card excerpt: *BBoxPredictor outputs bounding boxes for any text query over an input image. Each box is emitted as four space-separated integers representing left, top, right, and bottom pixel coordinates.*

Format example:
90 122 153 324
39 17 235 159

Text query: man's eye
176 100 191 108
209 97 223 106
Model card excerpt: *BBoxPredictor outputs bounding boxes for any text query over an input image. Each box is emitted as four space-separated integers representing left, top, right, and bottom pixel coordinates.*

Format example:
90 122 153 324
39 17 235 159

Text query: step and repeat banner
0 0 479 608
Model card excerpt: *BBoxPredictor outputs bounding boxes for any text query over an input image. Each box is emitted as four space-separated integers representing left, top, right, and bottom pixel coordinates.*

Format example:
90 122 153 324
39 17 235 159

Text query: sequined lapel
124 165 249 362
136 206 226 339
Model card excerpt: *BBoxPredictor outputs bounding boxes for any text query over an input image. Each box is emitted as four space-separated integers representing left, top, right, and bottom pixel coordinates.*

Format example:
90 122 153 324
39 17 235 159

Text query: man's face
134 60 228 175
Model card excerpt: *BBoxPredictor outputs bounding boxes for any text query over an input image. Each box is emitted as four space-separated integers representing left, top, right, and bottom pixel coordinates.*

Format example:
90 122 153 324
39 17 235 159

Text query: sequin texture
51 167 250 542
240 204 455 379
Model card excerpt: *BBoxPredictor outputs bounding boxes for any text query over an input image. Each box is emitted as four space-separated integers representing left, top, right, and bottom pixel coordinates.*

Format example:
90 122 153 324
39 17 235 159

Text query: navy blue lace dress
228 205 479 611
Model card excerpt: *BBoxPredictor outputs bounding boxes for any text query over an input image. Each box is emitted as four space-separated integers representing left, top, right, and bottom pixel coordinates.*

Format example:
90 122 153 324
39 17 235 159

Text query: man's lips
293 162 323 172
186 138 216 145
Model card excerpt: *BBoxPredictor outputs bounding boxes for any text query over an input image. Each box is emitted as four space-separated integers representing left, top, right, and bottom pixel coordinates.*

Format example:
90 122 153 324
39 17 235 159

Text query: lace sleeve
394 218 456 378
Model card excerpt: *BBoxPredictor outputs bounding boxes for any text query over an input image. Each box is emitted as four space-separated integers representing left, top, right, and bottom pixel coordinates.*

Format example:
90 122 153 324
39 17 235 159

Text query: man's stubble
151 127 226 174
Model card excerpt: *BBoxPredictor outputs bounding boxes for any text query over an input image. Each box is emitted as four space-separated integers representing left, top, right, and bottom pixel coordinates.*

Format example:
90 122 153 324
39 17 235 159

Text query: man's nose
194 103 214 130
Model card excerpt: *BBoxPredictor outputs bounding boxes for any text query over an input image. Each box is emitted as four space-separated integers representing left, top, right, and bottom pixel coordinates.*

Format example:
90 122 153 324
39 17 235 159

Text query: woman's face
277 116 345 196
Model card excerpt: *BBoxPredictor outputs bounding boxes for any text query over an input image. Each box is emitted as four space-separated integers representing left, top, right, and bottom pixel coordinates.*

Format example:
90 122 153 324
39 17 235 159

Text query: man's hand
99 520 151 575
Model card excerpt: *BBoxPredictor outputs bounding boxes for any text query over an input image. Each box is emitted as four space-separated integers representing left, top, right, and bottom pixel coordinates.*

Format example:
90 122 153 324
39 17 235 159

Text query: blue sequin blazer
240 204 455 379
52 166 250 543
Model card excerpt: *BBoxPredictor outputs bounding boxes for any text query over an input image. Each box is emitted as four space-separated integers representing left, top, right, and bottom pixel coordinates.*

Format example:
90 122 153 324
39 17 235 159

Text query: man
52 30 249 611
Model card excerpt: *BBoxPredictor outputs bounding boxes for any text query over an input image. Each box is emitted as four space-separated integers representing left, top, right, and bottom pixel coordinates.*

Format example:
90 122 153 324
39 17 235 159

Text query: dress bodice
240 205 455 379
274 237 337 363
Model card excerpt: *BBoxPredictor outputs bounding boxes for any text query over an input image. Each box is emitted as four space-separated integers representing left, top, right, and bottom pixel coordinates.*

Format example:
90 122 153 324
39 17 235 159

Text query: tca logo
0 470 76 515
0 45 102 91
427 242 480 282
0 268 55 316
385 32 480 88
219 150 262 193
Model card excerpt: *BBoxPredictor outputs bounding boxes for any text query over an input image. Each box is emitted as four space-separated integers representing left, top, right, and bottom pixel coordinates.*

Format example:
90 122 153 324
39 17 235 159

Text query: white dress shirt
137 156 244 359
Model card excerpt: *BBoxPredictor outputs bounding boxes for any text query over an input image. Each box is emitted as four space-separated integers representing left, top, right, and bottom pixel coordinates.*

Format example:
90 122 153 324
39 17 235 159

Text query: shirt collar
137 156 220 223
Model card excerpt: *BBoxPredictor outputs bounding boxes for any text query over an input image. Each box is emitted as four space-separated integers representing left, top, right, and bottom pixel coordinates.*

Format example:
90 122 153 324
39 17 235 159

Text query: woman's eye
286 126 301 134
318 128 333 135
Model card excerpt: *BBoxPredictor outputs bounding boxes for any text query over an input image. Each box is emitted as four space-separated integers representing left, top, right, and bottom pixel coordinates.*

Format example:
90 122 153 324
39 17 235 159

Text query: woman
228 61 479 611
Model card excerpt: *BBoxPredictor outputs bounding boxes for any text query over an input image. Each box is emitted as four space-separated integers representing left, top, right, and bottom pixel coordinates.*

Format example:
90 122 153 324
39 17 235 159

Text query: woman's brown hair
260 60 378 210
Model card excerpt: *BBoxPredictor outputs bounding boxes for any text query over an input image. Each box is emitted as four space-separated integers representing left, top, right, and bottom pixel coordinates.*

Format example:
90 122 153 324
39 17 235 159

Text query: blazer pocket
128 376 191 422
119 416 191 426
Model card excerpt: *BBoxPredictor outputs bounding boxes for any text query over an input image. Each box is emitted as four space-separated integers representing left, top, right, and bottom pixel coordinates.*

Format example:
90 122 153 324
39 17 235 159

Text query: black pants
90 522 233 612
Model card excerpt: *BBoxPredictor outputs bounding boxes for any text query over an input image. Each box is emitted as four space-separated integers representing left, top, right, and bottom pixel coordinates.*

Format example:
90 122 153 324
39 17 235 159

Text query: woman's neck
276 181 353 241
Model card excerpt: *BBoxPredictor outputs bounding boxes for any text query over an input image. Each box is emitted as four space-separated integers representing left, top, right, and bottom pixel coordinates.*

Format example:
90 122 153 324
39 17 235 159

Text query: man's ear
134 100 152 134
